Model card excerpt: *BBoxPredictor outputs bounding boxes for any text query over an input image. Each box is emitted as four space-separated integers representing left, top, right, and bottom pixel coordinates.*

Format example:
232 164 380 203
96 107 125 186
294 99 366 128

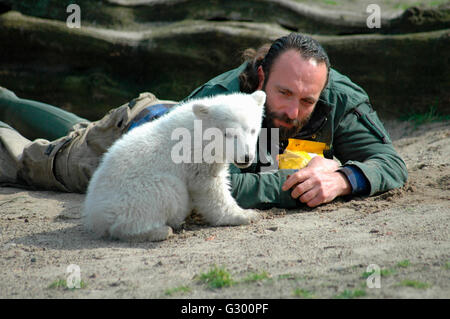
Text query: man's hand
281 156 352 207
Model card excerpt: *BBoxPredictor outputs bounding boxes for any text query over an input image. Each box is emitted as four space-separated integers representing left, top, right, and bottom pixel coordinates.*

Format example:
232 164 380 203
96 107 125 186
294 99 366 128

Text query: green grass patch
48 278 86 290
241 271 271 283
401 103 450 127
48 279 67 289
293 288 315 299
444 262 450 270
277 273 298 280
393 0 447 10
362 260 414 279
196 266 276 289
429 0 448 5
164 285 191 296
361 268 395 279
197 265 235 289
396 260 411 268
334 289 366 299
398 280 430 289
322 0 337 5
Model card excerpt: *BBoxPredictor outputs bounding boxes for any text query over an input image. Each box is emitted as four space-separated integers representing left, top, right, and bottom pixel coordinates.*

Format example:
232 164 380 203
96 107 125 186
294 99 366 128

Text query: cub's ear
251 90 266 107
192 104 209 119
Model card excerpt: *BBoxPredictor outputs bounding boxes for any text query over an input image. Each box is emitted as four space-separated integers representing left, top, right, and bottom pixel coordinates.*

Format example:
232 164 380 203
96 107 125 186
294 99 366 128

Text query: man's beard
264 101 313 141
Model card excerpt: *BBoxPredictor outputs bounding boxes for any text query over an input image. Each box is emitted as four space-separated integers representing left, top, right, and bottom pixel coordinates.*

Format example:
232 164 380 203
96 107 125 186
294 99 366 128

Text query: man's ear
256 65 265 91
192 104 209 119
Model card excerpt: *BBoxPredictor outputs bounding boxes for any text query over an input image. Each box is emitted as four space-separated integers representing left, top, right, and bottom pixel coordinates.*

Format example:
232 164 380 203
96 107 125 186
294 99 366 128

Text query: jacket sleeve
333 102 408 196
229 169 301 210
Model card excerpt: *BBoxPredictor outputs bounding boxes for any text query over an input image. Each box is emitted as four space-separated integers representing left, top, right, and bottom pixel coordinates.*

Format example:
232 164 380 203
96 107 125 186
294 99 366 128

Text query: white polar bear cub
83 91 266 241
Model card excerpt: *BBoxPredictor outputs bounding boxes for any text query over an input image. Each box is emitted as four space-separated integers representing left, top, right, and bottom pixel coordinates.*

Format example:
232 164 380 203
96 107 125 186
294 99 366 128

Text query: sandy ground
0 119 448 299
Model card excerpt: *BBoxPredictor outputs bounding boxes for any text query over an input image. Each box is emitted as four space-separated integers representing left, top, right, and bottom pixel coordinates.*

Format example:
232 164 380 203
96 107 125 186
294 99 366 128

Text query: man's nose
285 101 299 120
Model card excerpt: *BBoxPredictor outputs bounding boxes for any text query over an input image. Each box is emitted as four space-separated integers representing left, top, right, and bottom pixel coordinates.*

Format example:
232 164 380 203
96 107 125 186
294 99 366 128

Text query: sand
0 119 448 299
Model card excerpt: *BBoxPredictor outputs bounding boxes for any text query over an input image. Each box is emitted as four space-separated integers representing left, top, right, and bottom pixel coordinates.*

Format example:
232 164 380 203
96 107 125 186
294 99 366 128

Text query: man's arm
281 102 407 206
229 169 301 209
332 102 408 196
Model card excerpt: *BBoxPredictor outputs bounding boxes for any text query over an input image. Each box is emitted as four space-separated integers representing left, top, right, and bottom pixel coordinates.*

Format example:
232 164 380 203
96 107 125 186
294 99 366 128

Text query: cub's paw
242 209 261 223
228 209 260 225
208 207 261 226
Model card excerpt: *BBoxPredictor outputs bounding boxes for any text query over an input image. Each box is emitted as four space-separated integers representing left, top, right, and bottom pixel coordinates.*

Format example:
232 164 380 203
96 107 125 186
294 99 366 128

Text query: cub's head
192 91 265 167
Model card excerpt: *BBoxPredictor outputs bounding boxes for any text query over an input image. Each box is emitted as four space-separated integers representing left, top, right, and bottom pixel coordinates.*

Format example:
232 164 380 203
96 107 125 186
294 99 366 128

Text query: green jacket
186 63 408 209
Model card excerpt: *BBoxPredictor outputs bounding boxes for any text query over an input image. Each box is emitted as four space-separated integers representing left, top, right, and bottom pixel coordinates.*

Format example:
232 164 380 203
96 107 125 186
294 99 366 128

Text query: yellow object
278 139 327 169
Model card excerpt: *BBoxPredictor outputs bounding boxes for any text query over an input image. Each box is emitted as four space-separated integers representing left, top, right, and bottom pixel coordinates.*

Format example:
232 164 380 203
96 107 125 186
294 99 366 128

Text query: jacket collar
293 99 332 139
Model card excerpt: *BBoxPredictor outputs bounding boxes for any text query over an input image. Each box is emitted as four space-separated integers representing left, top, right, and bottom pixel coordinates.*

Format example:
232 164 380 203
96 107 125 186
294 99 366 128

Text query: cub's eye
224 132 233 139
250 129 256 135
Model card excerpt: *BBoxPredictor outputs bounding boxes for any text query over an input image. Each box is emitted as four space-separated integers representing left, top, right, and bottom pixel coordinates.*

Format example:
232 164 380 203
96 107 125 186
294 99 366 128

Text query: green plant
334 289 366 299
401 102 450 127
197 265 235 289
396 260 411 268
429 0 449 6
48 279 67 289
398 280 430 289
293 288 315 298
48 278 86 290
393 1 447 10
164 285 191 296
242 271 271 283
361 268 395 279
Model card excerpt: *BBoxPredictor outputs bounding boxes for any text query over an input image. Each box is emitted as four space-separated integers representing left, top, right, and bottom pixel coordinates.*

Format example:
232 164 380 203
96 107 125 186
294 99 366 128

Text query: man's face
257 49 328 140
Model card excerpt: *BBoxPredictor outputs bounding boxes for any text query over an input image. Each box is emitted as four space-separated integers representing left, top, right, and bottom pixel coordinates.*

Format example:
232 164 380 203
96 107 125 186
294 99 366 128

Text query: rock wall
0 0 449 119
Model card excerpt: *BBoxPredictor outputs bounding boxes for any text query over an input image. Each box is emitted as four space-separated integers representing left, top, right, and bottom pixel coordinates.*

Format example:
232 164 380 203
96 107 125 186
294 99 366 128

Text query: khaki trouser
0 92 177 193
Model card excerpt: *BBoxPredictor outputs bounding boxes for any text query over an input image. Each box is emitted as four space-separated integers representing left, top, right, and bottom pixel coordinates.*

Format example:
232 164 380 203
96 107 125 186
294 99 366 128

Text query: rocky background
0 0 449 120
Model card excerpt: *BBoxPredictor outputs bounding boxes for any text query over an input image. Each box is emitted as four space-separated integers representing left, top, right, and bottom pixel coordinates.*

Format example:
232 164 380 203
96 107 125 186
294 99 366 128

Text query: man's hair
239 33 331 93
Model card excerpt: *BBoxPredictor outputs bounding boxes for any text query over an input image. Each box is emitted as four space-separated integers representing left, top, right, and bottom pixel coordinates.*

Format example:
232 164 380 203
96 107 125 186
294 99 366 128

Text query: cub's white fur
83 91 266 241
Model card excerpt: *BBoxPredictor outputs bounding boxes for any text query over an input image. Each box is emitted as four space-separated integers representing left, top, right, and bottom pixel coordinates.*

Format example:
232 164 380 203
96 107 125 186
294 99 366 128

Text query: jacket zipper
295 116 328 140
